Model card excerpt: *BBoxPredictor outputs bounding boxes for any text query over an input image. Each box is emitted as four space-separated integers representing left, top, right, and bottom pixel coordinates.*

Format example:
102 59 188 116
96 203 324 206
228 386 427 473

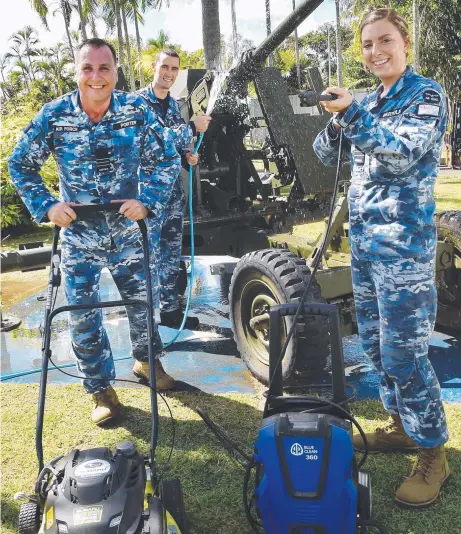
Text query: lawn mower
15 204 188 534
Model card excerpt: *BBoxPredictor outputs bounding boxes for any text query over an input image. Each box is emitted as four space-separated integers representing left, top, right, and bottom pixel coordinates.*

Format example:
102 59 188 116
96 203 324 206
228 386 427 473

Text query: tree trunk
327 24 331 86
121 2 135 90
265 0 273 67
76 0 88 40
293 0 301 86
27 55 36 81
131 0 144 87
335 0 342 86
113 0 125 68
62 1 75 61
231 0 238 61
413 0 420 72
201 0 221 69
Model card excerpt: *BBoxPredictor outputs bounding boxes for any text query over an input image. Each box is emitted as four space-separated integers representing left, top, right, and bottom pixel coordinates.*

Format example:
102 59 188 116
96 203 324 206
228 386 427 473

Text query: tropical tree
201 0 221 69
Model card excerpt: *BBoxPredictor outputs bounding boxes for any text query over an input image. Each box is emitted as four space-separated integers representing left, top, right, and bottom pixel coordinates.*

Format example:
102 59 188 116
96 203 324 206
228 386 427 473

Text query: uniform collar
142 84 170 105
377 65 413 100
71 89 120 118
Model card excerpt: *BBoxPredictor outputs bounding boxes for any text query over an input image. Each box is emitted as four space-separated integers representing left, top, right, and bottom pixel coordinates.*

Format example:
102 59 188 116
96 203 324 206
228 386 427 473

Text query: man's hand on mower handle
47 202 77 227
112 199 148 221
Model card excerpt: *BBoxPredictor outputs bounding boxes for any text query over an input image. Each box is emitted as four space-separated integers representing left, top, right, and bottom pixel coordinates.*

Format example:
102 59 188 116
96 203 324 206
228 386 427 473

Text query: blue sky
0 0 336 57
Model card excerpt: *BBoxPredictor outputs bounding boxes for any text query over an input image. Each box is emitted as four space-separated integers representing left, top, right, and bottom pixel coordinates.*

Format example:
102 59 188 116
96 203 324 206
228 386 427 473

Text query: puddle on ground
2 256 460 402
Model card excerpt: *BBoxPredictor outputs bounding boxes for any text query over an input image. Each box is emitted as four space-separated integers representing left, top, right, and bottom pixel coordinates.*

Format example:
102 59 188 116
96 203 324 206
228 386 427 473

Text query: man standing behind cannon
138 49 212 346
8 38 181 425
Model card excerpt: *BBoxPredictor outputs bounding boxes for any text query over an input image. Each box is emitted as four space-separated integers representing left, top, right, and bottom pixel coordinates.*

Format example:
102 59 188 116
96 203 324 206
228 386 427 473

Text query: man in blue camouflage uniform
138 49 211 338
8 38 181 425
313 10 450 508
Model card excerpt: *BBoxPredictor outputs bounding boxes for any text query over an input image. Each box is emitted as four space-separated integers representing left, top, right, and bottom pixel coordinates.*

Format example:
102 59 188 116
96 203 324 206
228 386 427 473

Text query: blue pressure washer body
252 303 371 534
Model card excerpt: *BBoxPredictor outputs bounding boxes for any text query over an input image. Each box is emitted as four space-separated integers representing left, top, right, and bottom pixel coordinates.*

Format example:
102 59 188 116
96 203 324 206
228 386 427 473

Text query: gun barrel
252 0 325 65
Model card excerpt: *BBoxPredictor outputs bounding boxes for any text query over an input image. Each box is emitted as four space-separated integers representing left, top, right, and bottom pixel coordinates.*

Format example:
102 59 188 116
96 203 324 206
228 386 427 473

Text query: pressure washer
197 92 388 533
16 204 188 534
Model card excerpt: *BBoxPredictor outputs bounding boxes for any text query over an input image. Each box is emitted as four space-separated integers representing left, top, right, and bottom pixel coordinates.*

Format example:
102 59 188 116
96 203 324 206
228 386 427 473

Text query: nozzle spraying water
206 71 230 115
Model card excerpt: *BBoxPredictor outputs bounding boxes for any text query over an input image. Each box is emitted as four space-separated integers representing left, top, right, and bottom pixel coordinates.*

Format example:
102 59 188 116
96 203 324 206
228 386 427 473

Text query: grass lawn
1 384 460 534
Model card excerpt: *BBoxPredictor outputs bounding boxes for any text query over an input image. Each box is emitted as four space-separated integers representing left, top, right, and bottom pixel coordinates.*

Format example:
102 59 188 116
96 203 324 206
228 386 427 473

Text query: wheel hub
249 294 277 348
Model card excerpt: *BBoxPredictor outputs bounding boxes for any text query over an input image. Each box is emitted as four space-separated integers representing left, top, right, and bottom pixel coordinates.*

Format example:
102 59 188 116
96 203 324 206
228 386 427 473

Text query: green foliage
1 97 59 229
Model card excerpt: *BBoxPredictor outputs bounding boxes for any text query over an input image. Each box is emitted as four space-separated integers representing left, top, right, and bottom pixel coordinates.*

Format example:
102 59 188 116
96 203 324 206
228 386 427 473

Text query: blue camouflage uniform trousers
138 85 194 313
313 66 448 447
8 89 180 393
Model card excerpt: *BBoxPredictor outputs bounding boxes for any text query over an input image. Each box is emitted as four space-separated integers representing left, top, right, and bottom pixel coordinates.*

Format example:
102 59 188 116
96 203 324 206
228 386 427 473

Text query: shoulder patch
422 89 441 105
417 104 440 117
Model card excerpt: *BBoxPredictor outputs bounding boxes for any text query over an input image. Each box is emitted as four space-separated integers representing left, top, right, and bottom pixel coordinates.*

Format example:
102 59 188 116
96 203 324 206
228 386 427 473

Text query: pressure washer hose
163 132 204 347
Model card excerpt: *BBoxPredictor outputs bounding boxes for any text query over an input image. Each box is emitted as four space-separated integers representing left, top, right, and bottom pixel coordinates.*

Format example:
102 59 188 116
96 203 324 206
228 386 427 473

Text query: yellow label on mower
166 510 181 533
45 506 54 530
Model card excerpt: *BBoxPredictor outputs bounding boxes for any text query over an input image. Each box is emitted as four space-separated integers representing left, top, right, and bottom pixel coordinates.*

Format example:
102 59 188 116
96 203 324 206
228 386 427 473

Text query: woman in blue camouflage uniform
313 9 450 507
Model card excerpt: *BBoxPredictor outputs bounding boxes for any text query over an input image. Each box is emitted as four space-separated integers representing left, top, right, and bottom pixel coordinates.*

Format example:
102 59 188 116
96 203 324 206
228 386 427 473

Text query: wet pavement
1 256 460 402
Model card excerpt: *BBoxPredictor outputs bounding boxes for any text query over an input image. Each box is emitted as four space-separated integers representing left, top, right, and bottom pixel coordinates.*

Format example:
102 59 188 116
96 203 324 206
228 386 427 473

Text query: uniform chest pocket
112 117 144 152
51 130 88 161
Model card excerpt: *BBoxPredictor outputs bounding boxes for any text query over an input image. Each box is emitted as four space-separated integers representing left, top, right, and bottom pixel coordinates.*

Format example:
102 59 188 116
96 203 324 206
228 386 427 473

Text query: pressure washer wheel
435 210 461 332
229 248 329 384
18 502 40 534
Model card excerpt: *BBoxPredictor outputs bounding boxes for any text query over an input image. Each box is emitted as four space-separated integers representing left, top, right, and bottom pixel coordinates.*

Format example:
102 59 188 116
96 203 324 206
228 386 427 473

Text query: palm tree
265 0 273 66
121 0 136 90
9 27 40 82
36 43 74 95
147 29 170 49
231 0 238 61
76 0 88 40
0 54 10 83
201 0 220 69
27 0 49 29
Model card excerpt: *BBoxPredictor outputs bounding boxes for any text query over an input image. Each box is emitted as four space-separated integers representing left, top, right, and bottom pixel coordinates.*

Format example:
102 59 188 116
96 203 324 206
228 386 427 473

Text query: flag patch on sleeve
417 104 440 117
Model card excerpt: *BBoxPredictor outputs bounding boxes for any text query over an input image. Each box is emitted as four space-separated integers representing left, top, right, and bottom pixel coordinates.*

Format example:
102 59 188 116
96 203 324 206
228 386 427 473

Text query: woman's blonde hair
360 8 411 50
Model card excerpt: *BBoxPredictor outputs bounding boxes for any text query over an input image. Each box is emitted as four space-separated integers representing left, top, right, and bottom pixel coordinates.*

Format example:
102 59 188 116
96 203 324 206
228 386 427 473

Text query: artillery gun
2 0 460 384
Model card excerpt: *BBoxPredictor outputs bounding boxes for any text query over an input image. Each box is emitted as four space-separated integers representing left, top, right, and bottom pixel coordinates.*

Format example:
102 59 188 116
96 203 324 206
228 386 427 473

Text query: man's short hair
155 48 180 65
76 38 117 64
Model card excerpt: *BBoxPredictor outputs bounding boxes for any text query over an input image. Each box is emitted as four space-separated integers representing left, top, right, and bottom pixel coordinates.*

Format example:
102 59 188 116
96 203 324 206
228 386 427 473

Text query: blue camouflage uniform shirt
313 67 447 261
8 90 181 250
137 84 195 156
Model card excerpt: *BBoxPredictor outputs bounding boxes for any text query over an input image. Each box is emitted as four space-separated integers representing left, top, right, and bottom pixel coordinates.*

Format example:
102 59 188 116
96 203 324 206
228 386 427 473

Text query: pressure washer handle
299 90 338 107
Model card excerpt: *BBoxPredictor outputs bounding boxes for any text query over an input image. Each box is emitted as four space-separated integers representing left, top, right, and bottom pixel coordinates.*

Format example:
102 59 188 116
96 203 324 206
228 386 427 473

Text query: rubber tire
229 248 329 384
162 479 188 534
18 502 40 534
435 211 461 332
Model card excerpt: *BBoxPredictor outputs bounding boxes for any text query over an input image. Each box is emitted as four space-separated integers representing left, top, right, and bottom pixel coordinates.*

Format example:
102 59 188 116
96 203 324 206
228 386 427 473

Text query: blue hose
1 134 204 381
163 132 204 347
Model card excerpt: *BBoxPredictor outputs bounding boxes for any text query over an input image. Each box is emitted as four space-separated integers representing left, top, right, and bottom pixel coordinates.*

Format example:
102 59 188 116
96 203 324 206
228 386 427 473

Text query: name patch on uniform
381 108 404 119
113 119 144 130
422 89 441 105
417 104 440 117
53 125 81 132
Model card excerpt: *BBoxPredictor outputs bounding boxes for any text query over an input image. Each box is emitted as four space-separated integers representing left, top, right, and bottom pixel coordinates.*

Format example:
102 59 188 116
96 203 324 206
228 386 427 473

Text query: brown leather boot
353 414 418 453
395 445 450 508
133 359 175 391
91 386 121 426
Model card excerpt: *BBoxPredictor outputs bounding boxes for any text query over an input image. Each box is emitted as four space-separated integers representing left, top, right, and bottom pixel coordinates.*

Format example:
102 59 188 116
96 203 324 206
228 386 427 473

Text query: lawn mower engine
253 412 372 534
27 441 168 534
